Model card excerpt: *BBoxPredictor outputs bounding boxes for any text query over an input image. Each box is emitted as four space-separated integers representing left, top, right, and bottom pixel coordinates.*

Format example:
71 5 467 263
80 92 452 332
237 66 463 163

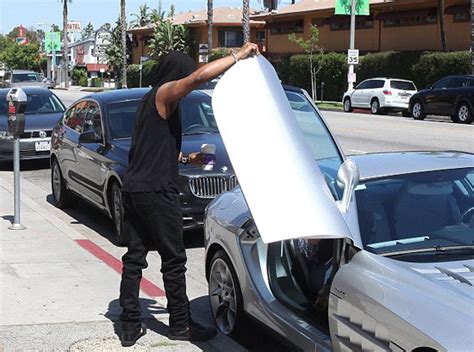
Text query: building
251 0 470 60
128 7 265 64
68 38 109 78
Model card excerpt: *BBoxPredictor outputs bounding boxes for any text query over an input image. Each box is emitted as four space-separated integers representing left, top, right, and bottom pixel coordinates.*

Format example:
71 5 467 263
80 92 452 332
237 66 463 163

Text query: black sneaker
121 323 147 347
169 320 217 342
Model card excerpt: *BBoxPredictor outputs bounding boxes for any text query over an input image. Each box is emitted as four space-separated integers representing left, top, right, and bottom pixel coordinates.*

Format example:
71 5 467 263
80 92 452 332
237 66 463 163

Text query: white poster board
212 56 351 244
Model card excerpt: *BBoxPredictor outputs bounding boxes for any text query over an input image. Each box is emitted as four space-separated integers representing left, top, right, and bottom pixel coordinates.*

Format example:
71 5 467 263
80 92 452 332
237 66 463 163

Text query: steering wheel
184 124 216 134
184 124 204 133
460 207 474 225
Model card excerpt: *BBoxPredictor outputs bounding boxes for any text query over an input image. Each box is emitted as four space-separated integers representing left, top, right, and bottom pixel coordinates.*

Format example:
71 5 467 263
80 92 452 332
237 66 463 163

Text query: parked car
0 87 66 161
343 78 417 115
205 151 474 351
409 75 474 124
0 70 49 89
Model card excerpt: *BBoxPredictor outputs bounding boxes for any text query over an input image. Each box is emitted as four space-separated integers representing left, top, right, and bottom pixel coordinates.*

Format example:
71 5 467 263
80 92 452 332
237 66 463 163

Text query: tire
343 97 353 112
110 181 126 246
411 100 426 120
208 250 244 337
402 110 411 117
370 98 380 115
51 159 75 208
453 102 472 124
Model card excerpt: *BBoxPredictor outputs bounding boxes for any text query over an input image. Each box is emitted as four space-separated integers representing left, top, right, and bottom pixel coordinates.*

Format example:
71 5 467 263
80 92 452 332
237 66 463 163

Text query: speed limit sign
348 49 359 65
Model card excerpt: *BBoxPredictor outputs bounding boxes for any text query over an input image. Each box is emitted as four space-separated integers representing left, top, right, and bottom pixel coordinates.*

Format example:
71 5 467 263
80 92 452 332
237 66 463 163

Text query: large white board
212 55 351 243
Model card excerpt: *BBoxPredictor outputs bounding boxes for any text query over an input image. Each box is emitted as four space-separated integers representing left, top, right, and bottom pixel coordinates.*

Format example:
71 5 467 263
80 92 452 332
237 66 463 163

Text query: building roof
68 38 95 49
252 0 393 19
128 7 265 33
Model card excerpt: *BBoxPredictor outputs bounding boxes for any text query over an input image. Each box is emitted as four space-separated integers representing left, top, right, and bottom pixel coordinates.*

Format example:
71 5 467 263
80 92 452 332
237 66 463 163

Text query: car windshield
390 80 416 91
0 93 65 115
12 73 39 83
356 167 474 258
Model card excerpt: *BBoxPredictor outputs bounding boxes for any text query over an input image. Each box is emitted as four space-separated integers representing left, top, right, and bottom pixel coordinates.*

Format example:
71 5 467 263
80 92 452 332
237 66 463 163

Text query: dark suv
409 75 474 124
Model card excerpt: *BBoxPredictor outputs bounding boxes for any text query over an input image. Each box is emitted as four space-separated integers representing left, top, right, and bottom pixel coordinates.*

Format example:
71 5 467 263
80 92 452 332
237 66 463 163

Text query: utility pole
348 0 356 90
471 0 474 74
207 0 213 62
52 30 56 83
121 0 128 88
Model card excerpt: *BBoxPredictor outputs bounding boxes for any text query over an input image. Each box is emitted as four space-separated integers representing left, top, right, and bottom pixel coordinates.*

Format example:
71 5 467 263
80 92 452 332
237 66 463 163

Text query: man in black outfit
119 42 259 347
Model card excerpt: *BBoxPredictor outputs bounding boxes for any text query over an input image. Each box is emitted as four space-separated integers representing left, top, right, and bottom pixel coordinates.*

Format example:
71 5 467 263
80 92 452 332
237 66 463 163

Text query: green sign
335 0 370 16
44 32 61 53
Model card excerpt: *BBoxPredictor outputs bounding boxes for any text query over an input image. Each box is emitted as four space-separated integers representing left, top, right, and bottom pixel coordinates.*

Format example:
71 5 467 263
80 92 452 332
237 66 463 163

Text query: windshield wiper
382 244 474 257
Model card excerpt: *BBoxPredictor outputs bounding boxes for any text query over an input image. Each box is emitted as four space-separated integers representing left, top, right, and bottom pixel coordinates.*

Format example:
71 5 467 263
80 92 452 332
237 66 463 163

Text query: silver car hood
212 55 353 244
340 251 474 349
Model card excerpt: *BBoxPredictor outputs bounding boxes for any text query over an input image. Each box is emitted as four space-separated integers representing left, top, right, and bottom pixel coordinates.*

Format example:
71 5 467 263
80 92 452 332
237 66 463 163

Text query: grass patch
316 102 343 110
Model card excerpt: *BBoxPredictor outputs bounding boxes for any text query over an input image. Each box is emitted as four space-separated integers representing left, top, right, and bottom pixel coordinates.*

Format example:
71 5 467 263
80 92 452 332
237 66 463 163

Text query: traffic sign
348 72 357 83
199 44 209 54
347 49 359 65
94 30 111 59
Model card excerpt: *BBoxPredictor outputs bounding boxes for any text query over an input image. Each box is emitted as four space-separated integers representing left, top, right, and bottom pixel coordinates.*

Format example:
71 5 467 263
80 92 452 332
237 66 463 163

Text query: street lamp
38 23 57 83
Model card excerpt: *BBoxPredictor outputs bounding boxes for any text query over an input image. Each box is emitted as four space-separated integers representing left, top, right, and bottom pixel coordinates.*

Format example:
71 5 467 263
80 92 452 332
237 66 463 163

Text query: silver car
204 56 473 351
1 70 48 89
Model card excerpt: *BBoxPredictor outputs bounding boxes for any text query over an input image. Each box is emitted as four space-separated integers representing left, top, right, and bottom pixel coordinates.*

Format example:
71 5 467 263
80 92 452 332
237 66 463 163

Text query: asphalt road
3 89 472 351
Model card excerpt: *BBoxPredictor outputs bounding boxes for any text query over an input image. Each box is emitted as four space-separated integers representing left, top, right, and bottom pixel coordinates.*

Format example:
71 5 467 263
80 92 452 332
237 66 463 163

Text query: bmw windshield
355 167 474 261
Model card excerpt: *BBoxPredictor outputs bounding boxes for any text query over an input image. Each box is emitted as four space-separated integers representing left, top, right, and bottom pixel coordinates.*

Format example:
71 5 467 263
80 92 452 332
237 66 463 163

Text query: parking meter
6 88 27 137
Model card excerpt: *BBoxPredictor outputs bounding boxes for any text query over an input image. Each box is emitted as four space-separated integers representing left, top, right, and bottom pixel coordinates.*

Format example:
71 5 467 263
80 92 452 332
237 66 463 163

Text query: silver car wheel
371 100 379 114
52 162 62 201
209 257 237 334
112 185 122 232
458 105 469 122
413 102 421 118
344 99 351 112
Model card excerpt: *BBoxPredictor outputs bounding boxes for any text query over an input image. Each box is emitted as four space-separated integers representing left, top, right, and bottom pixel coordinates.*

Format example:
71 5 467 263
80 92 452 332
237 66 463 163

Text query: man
119 43 259 347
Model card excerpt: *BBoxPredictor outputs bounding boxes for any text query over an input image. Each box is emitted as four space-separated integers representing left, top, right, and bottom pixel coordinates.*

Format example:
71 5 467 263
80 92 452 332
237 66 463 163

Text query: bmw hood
212 55 353 244
0 112 63 132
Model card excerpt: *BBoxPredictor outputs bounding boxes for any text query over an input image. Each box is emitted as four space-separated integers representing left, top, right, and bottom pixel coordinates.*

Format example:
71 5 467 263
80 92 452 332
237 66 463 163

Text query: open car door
212 55 354 244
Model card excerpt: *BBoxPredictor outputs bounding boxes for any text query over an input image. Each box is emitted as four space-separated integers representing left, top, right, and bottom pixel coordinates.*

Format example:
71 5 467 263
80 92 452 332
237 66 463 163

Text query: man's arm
156 42 259 119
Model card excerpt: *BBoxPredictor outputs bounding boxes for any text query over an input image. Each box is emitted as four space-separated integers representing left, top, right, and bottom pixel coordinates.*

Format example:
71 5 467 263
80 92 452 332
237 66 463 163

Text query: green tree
105 18 132 85
151 0 166 23
81 22 95 40
7 26 42 46
288 24 324 101
149 19 190 60
131 4 151 28
0 43 42 70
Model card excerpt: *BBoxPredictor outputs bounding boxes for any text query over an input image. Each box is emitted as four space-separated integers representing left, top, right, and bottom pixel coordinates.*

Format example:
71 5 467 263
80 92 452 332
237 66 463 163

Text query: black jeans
119 189 189 332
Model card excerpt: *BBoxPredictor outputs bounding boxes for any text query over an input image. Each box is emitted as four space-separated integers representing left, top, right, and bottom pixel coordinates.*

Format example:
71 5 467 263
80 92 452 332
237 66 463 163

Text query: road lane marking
75 239 165 297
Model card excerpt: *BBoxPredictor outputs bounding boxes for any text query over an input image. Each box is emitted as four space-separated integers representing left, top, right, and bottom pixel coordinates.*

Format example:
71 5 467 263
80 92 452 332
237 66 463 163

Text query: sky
0 0 289 35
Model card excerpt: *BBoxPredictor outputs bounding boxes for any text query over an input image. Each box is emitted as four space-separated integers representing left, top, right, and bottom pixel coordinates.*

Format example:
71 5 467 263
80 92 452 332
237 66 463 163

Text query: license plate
35 141 51 151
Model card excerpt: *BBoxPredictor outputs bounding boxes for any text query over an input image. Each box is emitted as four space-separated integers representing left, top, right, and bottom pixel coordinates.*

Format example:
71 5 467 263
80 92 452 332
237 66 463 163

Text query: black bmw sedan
409 75 474 124
50 88 236 244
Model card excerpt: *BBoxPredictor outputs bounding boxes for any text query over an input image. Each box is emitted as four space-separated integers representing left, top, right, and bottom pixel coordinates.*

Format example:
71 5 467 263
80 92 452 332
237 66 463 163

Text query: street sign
335 0 370 16
348 72 357 83
44 32 61 53
199 54 208 63
15 37 29 45
67 21 82 33
199 43 209 54
347 49 359 64
94 30 111 59
141 56 151 63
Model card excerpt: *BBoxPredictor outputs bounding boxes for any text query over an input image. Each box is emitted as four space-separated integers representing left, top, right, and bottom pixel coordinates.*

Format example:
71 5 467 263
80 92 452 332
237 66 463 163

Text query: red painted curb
75 239 165 297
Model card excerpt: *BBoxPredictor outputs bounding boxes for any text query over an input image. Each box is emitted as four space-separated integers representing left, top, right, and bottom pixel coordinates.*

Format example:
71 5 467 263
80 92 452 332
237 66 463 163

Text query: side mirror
336 158 360 213
79 130 100 144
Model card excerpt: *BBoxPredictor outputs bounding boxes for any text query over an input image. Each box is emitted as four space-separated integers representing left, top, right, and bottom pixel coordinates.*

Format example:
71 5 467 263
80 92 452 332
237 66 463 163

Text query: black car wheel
51 159 75 208
370 98 380 115
343 97 353 112
209 250 244 336
110 181 126 246
453 103 472 124
411 101 426 120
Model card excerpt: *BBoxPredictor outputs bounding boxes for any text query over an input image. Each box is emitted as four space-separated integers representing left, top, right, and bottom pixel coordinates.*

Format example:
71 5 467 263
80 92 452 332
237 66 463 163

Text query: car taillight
383 90 392 95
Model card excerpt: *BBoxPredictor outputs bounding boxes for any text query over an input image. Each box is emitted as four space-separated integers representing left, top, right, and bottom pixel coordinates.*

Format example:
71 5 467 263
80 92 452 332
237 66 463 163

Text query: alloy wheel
209 257 237 334
52 162 62 202
371 100 379 114
458 105 469 122
412 102 422 118
344 99 351 112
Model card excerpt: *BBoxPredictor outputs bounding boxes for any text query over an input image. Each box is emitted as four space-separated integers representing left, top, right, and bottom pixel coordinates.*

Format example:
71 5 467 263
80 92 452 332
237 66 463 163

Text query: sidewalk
0 171 245 351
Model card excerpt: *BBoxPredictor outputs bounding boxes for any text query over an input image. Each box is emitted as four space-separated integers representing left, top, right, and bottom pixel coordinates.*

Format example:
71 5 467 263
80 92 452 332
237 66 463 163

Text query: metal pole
51 29 56 83
348 0 356 90
139 56 142 88
9 136 26 230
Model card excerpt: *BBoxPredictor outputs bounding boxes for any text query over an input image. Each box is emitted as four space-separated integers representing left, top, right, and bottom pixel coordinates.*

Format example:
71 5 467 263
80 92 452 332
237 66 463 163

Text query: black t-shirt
123 87 182 193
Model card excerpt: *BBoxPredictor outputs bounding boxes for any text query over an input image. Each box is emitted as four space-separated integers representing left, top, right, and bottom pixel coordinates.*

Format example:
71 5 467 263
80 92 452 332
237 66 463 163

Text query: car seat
393 181 461 238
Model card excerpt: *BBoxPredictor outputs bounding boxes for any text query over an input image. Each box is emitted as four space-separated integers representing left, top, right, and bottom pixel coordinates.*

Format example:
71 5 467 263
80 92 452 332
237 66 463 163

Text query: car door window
355 81 370 90
82 101 103 142
433 78 451 90
372 80 385 89
66 101 88 133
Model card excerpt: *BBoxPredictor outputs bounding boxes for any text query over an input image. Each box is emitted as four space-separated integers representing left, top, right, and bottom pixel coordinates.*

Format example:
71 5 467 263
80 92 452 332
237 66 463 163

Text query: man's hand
236 42 260 61
188 152 203 166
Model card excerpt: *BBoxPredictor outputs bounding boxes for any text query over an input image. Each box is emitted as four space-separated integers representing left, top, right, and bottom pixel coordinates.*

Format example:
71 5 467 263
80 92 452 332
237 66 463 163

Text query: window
371 80 385 89
82 102 103 142
453 11 469 22
66 101 88 133
218 28 244 47
356 81 371 90
0 93 64 115
269 20 304 35
390 80 417 91
107 100 140 139
11 73 39 83
329 17 374 31
433 78 451 90
180 94 218 135
383 12 437 27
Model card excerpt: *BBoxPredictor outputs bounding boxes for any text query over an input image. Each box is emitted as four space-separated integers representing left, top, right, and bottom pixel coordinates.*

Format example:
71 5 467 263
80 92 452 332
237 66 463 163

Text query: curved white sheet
212 55 352 244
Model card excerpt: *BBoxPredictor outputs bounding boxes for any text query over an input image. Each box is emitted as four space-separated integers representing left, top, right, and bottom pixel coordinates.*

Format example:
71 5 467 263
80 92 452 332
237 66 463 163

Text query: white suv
343 78 417 115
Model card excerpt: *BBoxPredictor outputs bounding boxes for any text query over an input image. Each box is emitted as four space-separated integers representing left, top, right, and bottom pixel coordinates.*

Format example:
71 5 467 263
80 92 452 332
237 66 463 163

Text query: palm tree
242 0 250 43
121 0 127 88
471 0 474 74
437 0 447 51
130 4 150 28
62 0 72 88
208 0 213 58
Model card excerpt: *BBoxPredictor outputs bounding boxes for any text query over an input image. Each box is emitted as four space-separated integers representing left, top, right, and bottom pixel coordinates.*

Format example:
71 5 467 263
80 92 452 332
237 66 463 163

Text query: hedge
127 60 160 88
274 51 470 102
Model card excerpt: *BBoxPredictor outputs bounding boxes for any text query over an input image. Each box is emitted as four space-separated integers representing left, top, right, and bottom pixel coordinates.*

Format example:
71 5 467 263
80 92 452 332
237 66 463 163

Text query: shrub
209 48 231 62
78 76 88 87
127 60 160 88
127 64 140 88
90 77 104 87
71 67 87 86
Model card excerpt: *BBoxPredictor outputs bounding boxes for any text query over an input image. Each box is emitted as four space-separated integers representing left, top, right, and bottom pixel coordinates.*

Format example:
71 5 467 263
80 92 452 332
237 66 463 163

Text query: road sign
335 0 370 16
348 72 357 83
347 49 359 65
199 44 209 54
199 54 208 63
67 21 82 33
94 30 111 59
